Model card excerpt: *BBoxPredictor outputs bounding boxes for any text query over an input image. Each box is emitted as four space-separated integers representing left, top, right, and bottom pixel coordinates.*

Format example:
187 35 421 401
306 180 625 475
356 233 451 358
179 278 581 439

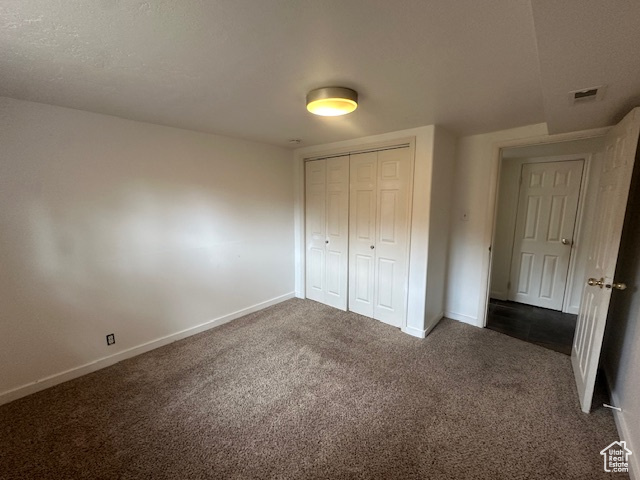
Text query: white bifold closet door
349 147 412 327
305 156 349 310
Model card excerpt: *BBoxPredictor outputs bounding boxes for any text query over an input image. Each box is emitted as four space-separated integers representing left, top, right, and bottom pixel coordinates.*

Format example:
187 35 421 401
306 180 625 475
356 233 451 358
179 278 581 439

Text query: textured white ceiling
531 0 640 133
0 1 637 147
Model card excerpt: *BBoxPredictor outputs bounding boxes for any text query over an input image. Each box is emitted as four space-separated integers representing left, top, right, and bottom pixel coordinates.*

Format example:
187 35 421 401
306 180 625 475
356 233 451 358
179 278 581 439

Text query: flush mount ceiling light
306 87 358 116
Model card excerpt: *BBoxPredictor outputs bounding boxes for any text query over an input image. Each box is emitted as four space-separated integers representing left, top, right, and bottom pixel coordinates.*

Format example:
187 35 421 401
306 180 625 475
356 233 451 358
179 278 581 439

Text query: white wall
0 97 295 403
294 125 456 338
444 124 548 326
602 154 640 480
489 138 604 314
490 157 523 301
425 126 456 334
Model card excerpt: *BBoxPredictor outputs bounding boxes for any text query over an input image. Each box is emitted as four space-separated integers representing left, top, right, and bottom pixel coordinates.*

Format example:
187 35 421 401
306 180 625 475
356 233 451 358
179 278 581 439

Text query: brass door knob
561 238 572 245
587 277 605 288
607 282 627 290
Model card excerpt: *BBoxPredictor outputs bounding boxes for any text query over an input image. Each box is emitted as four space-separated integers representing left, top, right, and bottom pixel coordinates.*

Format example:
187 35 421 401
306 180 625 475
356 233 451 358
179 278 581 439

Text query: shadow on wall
0 96 295 396
0 178 292 392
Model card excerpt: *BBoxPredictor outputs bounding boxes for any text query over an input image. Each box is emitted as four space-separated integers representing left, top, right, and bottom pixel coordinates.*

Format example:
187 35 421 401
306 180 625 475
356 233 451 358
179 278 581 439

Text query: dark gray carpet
0 299 625 479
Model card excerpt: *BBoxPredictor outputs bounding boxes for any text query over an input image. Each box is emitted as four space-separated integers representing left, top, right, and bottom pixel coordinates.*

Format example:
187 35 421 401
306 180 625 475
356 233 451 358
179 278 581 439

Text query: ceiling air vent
568 85 606 104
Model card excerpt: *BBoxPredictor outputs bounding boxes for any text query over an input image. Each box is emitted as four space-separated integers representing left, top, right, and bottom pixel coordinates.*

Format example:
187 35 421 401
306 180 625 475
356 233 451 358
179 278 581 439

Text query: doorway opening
486 137 605 354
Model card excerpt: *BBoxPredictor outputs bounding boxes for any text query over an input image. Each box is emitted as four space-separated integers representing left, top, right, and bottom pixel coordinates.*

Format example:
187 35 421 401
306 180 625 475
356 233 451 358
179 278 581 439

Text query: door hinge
507 281 511 290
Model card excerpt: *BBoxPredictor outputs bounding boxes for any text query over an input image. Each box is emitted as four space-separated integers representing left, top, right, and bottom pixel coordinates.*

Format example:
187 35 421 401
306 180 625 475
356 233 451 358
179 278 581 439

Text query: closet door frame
299 138 416 330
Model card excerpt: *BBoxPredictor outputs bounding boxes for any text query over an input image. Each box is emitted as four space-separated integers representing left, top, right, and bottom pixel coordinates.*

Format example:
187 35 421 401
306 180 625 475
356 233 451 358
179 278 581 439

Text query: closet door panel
324 156 349 310
305 160 326 303
354 254 374 306
374 147 412 327
376 258 395 309
349 152 377 317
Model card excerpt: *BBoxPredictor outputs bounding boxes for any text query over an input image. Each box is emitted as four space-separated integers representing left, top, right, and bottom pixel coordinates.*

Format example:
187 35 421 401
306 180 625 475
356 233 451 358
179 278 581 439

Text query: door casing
481 127 610 328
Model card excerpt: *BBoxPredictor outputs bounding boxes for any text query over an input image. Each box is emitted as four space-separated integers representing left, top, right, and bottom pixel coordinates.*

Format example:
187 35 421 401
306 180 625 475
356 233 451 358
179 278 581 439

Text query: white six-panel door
348 152 377 317
508 160 584 310
373 148 412 326
305 160 326 304
572 108 640 413
349 148 412 327
324 156 349 310
305 156 349 310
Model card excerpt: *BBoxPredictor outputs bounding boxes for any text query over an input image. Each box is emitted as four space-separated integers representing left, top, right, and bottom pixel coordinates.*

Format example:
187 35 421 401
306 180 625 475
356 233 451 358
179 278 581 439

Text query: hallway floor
486 299 578 355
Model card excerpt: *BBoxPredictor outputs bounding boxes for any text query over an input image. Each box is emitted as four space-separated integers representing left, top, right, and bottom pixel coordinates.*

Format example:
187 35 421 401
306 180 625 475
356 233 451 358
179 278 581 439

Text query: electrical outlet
106 333 115 346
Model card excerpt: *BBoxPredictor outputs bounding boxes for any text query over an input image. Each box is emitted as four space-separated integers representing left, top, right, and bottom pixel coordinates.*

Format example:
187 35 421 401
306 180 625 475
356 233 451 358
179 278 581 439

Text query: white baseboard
402 311 444 339
0 292 295 406
402 324 427 339
424 311 444 337
564 305 579 315
444 310 480 327
604 371 638 480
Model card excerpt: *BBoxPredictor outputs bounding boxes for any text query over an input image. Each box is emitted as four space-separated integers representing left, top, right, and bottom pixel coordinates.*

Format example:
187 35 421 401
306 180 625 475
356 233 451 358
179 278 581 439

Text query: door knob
370 245 375 249
587 277 605 288
561 238 572 245
606 282 627 290
325 240 329 244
